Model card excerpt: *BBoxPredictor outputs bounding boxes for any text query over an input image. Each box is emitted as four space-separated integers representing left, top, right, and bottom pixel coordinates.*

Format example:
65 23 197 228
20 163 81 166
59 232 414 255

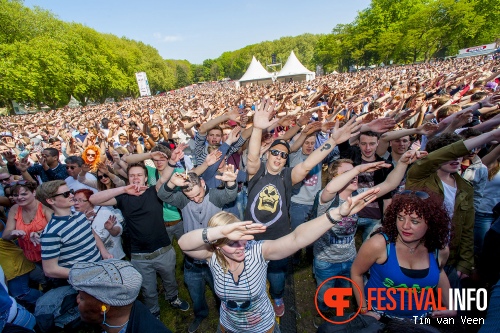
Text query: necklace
398 236 422 254
228 261 242 273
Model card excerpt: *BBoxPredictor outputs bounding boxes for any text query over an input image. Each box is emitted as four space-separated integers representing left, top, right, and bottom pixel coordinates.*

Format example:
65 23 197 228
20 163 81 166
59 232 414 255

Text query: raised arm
247 98 279 178
263 188 380 260
291 118 361 185
198 107 241 135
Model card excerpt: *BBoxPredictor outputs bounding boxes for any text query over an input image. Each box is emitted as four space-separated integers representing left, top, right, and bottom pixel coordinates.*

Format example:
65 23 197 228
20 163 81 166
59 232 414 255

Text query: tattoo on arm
320 143 331 152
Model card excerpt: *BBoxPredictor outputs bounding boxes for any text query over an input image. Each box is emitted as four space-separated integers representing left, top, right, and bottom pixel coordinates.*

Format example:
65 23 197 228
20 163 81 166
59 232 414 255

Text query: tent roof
277 51 314 77
239 56 272 82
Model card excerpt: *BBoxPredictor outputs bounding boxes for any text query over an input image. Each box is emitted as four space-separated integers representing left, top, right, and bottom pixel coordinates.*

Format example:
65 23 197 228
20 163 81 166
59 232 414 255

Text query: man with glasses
64 156 97 193
6 148 68 183
245 99 360 317
36 180 111 285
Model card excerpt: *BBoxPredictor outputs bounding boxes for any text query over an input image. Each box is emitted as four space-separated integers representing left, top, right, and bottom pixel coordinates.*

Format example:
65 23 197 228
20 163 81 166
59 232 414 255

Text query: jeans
290 202 314 262
474 212 495 256
11 303 36 329
131 247 178 314
267 257 289 300
289 202 313 230
7 272 43 307
184 257 219 319
235 185 248 221
478 278 500 333
357 218 380 241
165 220 184 243
313 258 353 312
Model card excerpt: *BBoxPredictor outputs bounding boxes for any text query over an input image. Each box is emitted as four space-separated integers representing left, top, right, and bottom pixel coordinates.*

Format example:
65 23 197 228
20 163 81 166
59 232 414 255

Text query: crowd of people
0 54 500 333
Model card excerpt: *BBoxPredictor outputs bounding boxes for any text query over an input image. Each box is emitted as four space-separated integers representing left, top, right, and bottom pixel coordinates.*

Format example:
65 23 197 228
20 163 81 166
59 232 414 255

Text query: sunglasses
98 174 109 180
0 177 11 182
400 190 429 200
223 274 252 312
269 149 288 159
86 153 96 157
66 166 78 170
51 189 74 198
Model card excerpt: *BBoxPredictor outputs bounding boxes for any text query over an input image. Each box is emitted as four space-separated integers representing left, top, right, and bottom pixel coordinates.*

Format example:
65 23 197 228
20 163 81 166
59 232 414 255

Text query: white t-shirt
441 180 457 220
90 206 125 259
65 175 98 193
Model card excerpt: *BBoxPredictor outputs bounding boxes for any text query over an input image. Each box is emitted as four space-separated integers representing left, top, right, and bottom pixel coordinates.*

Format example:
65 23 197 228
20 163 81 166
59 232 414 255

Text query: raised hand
277 115 296 127
253 98 279 130
15 158 31 172
226 126 242 145
331 117 361 144
215 164 238 183
398 150 428 165
2 151 17 164
303 121 322 135
205 149 223 166
123 183 148 195
151 151 169 161
169 173 190 187
368 117 397 133
170 143 188 163
337 187 381 217
321 121 336 133
416 122 439 136
104 215 117 231
227 106 241 122
81 163 91 174
355 161 392 173
220 221 267 241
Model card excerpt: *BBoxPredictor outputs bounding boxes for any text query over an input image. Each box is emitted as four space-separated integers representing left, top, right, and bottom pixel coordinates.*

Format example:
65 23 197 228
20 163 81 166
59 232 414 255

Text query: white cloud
153 33 182 43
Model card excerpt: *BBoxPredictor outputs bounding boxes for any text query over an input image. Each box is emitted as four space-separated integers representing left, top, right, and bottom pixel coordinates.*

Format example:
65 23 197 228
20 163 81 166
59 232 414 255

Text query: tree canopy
0 0 498 111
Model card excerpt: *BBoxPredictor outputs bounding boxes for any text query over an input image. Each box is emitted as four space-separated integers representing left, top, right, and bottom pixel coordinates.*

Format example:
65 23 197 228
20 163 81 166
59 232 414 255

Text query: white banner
135 72 151 97
458 43 496 55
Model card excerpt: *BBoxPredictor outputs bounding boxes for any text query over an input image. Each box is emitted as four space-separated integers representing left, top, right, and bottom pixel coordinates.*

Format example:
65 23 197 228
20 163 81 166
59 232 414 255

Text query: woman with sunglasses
78 162 125 192
344 190 457 331
178 189 379 333
73 189 125 259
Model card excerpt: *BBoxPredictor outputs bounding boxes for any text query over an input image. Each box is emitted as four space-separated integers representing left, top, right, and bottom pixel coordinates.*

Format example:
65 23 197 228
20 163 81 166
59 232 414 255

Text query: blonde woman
178 189 379 333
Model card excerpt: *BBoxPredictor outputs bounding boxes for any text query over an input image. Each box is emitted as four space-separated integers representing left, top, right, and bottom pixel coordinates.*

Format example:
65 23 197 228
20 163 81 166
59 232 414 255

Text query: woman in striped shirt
178 188 380 333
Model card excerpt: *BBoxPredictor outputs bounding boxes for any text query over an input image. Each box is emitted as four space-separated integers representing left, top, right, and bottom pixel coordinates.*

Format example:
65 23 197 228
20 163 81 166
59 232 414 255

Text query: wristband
202 228 216 244
326 209 343 225
168 161 177 168
360 307 368 314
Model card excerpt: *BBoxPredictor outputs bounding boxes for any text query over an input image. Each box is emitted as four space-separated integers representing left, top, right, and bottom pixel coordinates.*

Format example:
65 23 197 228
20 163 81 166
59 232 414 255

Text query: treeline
314 0 500 73
1 0 498 110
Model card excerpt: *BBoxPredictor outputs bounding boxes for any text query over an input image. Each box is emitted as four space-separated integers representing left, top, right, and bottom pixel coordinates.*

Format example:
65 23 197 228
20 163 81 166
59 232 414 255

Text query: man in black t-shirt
245 98 360 317
90 163 189 318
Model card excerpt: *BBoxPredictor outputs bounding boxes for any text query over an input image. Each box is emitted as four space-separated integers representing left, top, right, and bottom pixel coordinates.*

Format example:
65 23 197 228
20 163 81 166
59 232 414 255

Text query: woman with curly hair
82 145 102 172
350 190 456 324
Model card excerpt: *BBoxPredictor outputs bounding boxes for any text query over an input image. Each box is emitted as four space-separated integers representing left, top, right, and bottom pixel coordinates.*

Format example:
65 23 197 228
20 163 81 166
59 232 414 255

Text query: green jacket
406 140 474 275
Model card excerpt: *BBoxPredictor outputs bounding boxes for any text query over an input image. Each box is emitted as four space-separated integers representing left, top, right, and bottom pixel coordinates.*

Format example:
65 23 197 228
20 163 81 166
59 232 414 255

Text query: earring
101 305 107 312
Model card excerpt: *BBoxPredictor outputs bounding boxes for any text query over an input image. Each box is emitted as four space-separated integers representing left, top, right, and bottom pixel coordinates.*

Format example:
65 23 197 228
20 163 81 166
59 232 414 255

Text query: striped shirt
209 241 274 333
41 212 101 268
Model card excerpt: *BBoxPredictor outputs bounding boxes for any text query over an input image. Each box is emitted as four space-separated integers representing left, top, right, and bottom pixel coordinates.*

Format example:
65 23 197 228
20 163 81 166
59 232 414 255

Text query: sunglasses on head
97 174 109 180
51 189 74 199
269 149 288 159
400 190 429 200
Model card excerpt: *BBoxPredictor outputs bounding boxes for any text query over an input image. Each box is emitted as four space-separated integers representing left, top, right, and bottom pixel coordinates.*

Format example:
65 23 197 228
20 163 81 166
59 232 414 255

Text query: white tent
277 51 315 82
238 56 273 86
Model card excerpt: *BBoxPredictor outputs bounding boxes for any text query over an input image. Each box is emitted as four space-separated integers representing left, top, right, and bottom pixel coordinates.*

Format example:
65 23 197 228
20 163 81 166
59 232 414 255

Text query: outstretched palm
253 98 279 130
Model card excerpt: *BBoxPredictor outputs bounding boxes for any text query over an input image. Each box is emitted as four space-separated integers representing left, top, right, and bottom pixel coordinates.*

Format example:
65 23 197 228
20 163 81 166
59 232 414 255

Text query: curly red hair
82 145 101 172
381 190 451 252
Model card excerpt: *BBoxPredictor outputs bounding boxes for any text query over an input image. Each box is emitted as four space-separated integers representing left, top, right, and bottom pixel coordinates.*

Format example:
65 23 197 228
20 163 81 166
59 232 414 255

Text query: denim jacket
34 286 80 332
460 155 488 211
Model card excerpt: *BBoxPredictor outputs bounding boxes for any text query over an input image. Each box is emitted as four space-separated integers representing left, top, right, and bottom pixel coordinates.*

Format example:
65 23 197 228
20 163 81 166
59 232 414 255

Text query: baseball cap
69 259 143 306
269 139 290 153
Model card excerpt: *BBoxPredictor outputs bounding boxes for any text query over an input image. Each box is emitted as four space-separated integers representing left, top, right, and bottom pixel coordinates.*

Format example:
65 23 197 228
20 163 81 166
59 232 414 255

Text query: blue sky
23 0 371 64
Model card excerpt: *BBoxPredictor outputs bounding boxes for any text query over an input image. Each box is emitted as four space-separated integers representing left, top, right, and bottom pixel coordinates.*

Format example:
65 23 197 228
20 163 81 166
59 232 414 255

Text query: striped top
41 212 101 268
209 240 274 333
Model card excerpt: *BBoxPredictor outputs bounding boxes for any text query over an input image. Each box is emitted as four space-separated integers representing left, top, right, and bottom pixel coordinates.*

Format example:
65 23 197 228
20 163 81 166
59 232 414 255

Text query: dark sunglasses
86 153 96 157
224 299 251 312
98 174 109 180
0 177 11 182
51 189 74 198
400 190 429 200
66 166 78 170
269 149 288 159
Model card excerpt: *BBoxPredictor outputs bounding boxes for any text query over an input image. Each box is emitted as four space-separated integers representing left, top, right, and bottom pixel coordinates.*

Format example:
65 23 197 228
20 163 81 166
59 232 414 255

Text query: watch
202 228 216 244
326 209 343 225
